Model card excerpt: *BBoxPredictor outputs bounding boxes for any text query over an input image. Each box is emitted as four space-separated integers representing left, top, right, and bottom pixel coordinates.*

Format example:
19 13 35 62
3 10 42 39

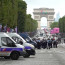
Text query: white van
7 33 36 58
0 33 25 60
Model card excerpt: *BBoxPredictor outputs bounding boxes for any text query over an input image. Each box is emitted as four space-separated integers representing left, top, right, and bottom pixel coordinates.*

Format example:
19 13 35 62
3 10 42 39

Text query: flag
41 10 43 13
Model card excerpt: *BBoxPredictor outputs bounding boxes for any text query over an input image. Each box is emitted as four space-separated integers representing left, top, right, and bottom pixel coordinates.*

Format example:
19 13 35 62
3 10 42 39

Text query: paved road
0 44 65 65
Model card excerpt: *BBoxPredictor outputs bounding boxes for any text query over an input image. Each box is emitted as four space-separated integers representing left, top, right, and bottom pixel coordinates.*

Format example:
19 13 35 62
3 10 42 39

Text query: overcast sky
24 0 65 26
24 0 65 17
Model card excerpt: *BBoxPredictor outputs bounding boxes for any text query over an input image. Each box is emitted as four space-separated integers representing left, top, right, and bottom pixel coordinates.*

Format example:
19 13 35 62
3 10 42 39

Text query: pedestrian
47 38 51 49
64 39 65 43
7 27 10 32
50 39 53 48
41 39 45 49
44 39 47 49
0 24 2 32
1 26 4 32
36 38 41 49
4 25 7 32
53 40 58 48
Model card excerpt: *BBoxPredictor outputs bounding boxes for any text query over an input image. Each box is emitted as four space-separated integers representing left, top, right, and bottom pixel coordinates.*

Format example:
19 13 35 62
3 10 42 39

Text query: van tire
4 56 10 59
10 52 19 60
23 53 30 58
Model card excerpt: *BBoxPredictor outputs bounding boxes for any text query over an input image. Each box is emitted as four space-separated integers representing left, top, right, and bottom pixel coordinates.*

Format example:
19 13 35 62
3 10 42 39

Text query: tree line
0 0 38 33
50 16 65 33
59 16 65 33
50 22 59 29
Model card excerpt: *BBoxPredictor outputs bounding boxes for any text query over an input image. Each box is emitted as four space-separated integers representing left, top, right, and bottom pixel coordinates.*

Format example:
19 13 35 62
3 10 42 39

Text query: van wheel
23 53 30 58
4 56 10 59
10 52 19 60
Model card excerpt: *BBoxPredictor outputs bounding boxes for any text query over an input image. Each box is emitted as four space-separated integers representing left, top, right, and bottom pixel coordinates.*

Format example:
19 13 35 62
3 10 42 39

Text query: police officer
47 38 51 49
36 38 41 49
53 40 58 48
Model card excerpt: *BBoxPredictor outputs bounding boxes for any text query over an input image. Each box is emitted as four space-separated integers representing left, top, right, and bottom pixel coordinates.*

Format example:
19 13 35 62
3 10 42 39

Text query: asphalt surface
0 44 65 65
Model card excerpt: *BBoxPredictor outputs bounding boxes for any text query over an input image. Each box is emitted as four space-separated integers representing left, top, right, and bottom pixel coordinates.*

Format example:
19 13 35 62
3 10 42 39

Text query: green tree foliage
0 0 18 28
17 1 38 32
0 0 38 32
59 16 65 33
17 0 27 32
50 22 59 29
25 14 38 32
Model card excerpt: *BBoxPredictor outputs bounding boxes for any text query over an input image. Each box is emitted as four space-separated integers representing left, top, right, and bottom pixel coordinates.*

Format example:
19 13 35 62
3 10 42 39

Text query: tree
0 0 38 33
0 0 18 28
25 14 38 32
17 0 27 32
50 22 59 29
59 16 65 33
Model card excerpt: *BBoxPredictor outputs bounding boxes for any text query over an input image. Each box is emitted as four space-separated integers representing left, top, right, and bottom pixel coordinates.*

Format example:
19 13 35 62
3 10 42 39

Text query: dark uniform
53 40 58 48
36 39 41 49
47 39 51 49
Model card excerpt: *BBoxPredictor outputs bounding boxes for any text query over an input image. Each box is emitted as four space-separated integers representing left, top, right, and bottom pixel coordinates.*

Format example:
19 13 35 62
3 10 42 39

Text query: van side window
1 37 16 47
1 37 7 46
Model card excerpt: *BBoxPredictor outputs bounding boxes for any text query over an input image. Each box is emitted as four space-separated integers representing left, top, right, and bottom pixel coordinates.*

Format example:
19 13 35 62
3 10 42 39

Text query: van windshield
12 36 26 44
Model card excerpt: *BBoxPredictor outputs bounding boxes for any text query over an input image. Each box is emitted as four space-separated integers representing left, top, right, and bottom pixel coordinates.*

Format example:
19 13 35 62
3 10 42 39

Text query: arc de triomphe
33 8 55 29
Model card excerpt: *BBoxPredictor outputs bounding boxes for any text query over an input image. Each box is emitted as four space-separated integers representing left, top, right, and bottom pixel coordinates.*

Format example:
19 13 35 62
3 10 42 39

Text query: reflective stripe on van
25 46 32 50
1 48 23 52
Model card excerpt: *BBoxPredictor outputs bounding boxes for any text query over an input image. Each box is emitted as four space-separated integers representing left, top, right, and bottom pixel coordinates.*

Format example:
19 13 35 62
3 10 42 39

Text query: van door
1 37 16 56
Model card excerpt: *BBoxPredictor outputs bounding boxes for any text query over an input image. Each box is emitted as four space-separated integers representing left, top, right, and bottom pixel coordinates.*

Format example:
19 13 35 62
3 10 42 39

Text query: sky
23 0 65 26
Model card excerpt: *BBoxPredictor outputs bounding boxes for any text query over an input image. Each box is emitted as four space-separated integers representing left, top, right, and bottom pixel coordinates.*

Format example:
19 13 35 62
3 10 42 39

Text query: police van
0 33 25 60
7 33 36 58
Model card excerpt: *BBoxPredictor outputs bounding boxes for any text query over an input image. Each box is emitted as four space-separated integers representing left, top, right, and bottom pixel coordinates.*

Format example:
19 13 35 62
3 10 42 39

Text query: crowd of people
35 37 58 49
0 25 17 32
